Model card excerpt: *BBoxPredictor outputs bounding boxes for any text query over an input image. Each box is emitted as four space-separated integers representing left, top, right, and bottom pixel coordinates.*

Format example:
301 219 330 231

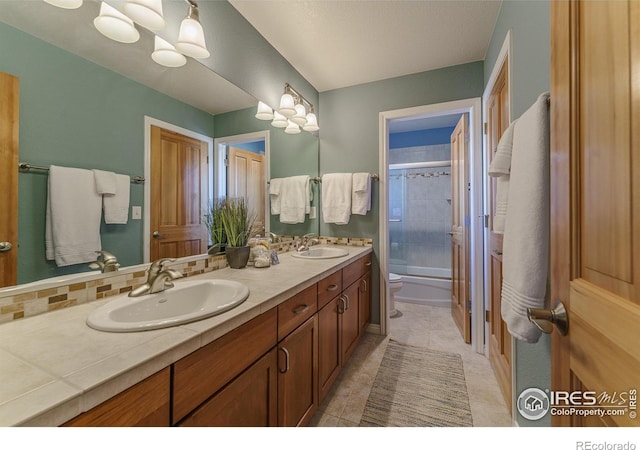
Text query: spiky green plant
204 198 227 246
219 197 258 247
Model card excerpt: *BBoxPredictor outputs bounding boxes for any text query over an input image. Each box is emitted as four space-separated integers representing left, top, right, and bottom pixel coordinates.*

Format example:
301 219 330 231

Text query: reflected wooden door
451 113 471 343
0 72 19 288
150 126 208 260
486 60 512 412
227 146 265 233
551 0 640 426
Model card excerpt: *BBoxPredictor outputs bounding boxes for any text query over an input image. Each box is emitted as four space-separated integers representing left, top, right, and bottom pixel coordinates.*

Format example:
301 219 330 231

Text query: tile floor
308 301 513 427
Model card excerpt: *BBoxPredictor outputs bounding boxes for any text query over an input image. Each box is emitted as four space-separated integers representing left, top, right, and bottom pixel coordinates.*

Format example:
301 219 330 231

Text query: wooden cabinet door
179 349 277 427
318 296 341 402
278 315 318 427
340 281 360 363
358 271 371 334
551 0 640 427
486 60 512 411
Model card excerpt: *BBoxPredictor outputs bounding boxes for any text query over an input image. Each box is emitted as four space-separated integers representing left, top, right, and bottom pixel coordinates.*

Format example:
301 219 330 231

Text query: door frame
143 116 213 263
378 97 484 353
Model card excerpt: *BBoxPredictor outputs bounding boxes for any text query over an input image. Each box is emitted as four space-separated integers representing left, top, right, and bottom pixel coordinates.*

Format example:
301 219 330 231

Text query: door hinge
483 122 488 135
224 157 229 167
485 310 491 323
466 300 472 310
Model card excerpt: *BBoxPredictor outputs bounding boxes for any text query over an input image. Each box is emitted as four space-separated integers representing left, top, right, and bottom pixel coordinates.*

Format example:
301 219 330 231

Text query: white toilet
389 273 403 318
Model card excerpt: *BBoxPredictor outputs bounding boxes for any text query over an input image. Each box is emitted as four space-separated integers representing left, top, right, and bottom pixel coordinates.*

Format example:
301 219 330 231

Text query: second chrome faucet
129 258 183 297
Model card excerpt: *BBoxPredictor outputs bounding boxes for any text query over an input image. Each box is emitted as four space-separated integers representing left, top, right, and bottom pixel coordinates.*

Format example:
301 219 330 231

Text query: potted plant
219 197 258 268
204 198 227 255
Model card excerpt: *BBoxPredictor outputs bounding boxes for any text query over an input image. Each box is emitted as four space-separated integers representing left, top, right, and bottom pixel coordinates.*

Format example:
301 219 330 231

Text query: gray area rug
359 340 473 427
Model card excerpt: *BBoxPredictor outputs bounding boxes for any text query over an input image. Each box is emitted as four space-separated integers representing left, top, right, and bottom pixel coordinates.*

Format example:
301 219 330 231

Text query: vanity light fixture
256 83 319 134
123 0 166 31
152 36 187 67
43 0 83 9
94 2 140 44
175 0 210 59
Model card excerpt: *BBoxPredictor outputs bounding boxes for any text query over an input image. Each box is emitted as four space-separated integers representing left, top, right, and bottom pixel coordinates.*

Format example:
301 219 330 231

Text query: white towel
45 165 103 267
269 178 283 215
488 121 516 177
351 172 371 215
501 92 550 343
279 175 310 224
493 176 509 234
103 174 130 224
322 173 352 224
93 169 117 195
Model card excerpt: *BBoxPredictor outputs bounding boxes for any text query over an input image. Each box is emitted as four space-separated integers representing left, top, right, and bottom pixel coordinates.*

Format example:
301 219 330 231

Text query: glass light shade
94 2 140 44
123 0 165 31
284 120 301 135
175 14 210 59
271 111 288 128
255 101 274 120
152 36 186 68
44 0 83 9
278 93 296 117
290 103 307 126
302 112 319 132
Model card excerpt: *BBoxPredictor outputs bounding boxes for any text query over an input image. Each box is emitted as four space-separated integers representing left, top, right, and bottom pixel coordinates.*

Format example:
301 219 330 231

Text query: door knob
0 242 12 252
152 231 161 238
527 301 569 336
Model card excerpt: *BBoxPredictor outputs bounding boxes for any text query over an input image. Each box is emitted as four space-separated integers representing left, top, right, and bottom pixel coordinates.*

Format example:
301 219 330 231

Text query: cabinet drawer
172 308 277 424
277 284 317 341
317 269 342 309
342 253 372 288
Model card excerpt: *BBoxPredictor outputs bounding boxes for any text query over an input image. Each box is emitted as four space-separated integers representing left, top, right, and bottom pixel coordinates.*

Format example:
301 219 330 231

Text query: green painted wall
213 107 319 237
484 0 551 427
318 61 485 325
0 22 214 284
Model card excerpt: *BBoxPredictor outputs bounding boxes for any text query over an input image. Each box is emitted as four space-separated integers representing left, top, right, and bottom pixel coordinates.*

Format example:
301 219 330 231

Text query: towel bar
18 162 145 184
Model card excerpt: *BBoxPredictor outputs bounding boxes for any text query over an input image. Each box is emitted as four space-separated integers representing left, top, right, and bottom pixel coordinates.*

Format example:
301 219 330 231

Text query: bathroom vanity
0 246 372 427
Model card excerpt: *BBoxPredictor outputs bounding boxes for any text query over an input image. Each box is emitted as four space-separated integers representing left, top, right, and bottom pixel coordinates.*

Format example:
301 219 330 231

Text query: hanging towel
279 175 310 224
322 173 353 224
45 165 103 267
500 92 550 343
488 121 516 234
103 174 130 224
269 178 283 215
351 172 371 215
92 169 117 195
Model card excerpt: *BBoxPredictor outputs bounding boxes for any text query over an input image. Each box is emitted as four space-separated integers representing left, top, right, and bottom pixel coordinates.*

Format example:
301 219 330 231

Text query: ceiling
230 0 502 92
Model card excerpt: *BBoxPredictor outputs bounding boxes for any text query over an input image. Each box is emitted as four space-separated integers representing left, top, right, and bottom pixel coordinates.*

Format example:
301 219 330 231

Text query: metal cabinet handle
279 347 290 373
364 261 372 267
338 295 347 314
344 293 350 310
527 301 569 336
360 279 368 292
0 242 13 252
327 284 339 292
293 304 309 315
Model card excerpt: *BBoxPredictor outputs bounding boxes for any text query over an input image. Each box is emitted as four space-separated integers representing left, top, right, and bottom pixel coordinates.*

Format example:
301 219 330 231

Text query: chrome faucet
129 258 183 297
269 232 280 243
297 233 320 252
89 250 120 273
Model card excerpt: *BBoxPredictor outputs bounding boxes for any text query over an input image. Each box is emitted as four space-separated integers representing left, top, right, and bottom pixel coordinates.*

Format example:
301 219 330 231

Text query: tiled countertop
0 245 372 427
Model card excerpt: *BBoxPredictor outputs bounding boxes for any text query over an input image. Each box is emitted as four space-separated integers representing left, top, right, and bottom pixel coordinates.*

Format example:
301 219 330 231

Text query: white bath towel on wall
322 173 352 224
279 175 310 224
351 172 371 215
500 92 550 343
103 174 130 224
269 178 283 215
46 165 103 267
92 169 117 195
488 121 517 234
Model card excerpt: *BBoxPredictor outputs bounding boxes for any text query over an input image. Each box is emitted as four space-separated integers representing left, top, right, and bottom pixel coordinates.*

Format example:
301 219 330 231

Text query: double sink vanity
0 245 372 427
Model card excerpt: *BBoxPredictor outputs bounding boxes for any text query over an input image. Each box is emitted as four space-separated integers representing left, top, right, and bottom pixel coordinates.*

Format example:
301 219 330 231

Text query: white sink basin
87 279 250 332
291 246 349 259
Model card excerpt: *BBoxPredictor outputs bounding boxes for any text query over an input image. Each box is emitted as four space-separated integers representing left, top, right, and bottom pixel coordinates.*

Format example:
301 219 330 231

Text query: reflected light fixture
176 0 210 59
278 93 296 117
152 36 187 67
123 0 166 31
303 110 319 132
44 0 83 9
255 101 274 120
256 83 319 135
271 111 288 128
94 2 140 44
284 120 301 135
291 103 307 126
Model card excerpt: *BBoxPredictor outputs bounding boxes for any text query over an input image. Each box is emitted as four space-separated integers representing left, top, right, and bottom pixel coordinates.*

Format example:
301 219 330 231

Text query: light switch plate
132 206 142 220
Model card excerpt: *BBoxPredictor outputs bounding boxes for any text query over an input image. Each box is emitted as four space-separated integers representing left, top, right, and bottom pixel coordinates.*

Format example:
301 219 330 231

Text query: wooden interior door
450 113 471 343
227 146 265 234
150 126 208 260
551 0 640 427
0 72 19 288
486 61 512 411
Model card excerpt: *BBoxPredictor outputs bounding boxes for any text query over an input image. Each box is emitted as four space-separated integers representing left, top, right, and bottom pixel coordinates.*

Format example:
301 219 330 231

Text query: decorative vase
225 246 250 269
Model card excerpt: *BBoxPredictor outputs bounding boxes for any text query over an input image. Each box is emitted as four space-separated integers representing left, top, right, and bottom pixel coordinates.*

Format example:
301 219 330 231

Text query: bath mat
359 340 473 427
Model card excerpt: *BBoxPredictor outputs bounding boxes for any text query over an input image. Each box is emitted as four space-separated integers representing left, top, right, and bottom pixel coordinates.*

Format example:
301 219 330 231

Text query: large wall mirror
0 1 319 288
